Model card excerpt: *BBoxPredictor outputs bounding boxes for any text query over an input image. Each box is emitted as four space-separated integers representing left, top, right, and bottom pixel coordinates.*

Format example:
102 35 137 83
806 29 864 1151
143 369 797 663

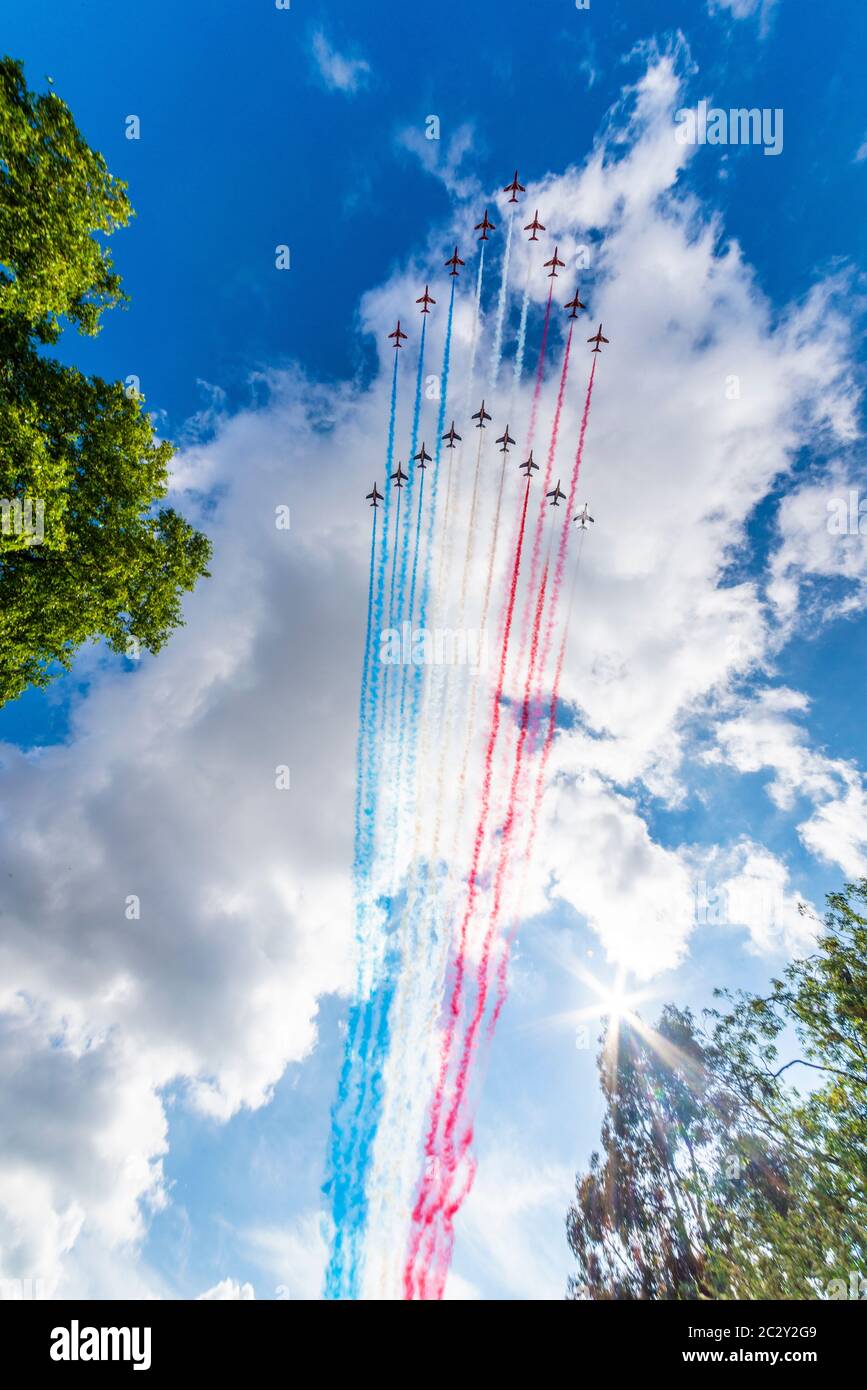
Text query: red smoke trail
420 545 555 1297
411 357 600 1298
515 321 574 684
492 359 598 1033
490 600 571 1037
403 478 531 1301
535 355 597 717
410 550 553 1299
493 283 554 653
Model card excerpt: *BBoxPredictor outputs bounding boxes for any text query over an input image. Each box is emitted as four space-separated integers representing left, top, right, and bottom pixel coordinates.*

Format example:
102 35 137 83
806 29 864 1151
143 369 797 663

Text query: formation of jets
369 465 595 535
475 209 496 241
366 170 610 516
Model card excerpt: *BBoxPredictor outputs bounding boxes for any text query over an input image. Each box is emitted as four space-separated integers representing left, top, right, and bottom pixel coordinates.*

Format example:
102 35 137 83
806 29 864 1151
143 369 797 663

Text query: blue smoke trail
395 318 427 631
324 353 399 1299
327 296 454 1299
389 319 428 835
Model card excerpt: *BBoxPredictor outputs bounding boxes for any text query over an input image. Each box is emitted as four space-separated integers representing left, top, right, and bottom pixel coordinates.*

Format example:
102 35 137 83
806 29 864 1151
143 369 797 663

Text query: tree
566 1006 744 1299
567 881 867 1299
703 880 867 1297
0 57 210 705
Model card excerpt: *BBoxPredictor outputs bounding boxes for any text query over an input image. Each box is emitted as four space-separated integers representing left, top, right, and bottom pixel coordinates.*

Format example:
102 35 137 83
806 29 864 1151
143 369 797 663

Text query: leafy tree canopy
568 881 867 1300
0 56 210 705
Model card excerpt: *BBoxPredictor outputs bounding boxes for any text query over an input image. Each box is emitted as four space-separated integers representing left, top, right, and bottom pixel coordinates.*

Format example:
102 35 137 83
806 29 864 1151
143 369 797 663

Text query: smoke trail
514 321 573 685
391 319 427 649
419 547 553 1300
387 485 403 636
404 477 531 1300
527 281 554 450
403 288 555 1298
464 242 486 414
361 350 400 882
511 259 532 409
488 210 514 389
357 284 456 1294
536 355 597 694
467 360 599 1141
428 424 486 859
406 350 598 1300
491 526 589 1035
418 359 600 1295
432 247 485 620
323 351 399 1299
335 323 432 1296
389 318 428 866
450 444 507 867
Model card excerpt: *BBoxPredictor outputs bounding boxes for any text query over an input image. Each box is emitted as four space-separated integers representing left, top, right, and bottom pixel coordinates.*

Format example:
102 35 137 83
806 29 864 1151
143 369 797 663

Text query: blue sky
1 0 866 1300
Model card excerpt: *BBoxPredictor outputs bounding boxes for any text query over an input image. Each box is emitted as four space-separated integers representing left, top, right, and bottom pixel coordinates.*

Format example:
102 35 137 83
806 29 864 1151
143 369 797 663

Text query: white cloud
310 30 370 95
708 0 778 33
715 842 815 956
711 689 867 876
396 122 481 202
243 1211 326 1301
769 465 867 623
449 1135 573 1299
856 136 867 164
198 1277 255 1300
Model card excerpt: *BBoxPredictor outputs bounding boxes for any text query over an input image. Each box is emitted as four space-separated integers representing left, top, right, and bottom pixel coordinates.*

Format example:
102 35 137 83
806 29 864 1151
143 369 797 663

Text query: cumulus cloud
0 37 861 1291
198 1277 255 1300
710 689 867 876
242 1211 326 1300
768 463 867 624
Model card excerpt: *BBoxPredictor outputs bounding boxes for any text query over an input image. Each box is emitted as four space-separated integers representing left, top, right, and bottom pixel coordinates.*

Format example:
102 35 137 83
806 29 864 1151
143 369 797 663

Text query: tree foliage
0 56 210 704
567 881 867 1299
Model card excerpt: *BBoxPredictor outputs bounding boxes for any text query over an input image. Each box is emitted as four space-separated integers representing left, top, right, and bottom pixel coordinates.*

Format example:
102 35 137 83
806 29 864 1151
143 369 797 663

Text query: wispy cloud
395 121 481 201
310 30 370 95
708 0 779 36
